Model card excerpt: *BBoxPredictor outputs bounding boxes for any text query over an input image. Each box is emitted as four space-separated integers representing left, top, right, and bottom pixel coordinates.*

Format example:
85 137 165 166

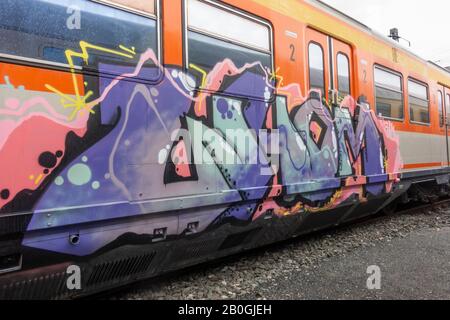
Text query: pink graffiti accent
5 98 21 110
375 119 403 174
0 114 87 209
173 140 192 178
204 59 264 91
0 96 78 119
252 174 283 221
252 199 280 221
0 92 89 209
278 84 309 113
266 105 273 129
0 120 16 153
193 59 273 118
339 95 403 176
0 96 89 152
310 120 324 145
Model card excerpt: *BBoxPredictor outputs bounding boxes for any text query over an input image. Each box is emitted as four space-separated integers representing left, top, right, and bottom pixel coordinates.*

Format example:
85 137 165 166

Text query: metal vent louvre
219 228 262 251
0 272 68 300
0 214 31 237
166 239 221 270
188 239 219 258
87 252 156 287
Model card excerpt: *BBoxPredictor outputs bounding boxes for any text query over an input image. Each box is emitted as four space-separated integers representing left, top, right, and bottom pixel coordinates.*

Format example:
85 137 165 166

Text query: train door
445 87 450 166
305 28 353 102
305 28 330 101
438 85 450 167
331 39 353 100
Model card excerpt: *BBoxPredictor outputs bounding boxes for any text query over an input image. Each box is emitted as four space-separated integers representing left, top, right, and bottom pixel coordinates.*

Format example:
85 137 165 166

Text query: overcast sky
322 0 450 67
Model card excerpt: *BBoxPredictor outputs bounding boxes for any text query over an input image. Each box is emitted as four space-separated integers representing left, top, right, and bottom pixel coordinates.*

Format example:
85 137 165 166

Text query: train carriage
0 0 449 299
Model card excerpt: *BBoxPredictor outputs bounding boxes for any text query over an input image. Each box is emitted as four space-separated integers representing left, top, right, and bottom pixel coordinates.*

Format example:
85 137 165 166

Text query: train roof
308 0 450 77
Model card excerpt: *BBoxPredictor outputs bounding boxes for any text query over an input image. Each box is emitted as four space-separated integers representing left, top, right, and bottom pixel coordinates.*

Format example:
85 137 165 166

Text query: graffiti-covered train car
0 0 449 299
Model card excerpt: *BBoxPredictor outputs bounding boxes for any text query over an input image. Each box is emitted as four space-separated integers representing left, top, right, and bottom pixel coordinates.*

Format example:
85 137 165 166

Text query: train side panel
0 0 447 298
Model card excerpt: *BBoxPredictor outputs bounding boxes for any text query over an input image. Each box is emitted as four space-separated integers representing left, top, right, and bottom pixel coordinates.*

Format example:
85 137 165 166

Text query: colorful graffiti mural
0 39 402 256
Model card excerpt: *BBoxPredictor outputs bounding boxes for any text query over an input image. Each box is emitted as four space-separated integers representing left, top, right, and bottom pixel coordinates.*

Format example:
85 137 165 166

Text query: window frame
183 0 274 92
308 41 326 96
407 77 430 126
447 93 450 123
0 0 162 77
336 52 351 96
438 90 445 128
93 0 158 19
373 65 405 122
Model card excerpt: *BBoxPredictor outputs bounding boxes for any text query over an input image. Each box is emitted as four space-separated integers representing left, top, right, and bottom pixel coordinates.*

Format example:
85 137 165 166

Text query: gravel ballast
110 205 450 300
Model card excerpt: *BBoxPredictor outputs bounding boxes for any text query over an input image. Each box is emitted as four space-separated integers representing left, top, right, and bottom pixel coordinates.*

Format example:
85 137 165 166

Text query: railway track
89 198 450 300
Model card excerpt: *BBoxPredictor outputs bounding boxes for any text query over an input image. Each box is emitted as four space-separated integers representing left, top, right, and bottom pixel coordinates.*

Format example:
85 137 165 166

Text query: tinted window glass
374 67 404 120
187 0 270 52
186 0 273 99
375 86 404 119
409 81 428 100
408 80 429 124
337 53 350 96
309 43 325 96
188 31 271 76
374 68 402 92
0 0 158 79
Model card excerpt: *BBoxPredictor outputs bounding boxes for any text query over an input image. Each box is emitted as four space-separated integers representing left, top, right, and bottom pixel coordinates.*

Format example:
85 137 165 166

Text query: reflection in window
186 0 272 98
377 102 392 118
188 31 271 77
337 53 350 96
187 0 270 53
0 0 158 79
408 79 429 124
374 67 404 120
308 43 325 96
438 91 444 127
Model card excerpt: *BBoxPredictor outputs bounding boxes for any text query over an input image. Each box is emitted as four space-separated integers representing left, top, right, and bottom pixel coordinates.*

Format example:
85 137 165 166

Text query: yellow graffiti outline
188 63 209 113
269 67 284 88
29 174 44 185
189 63 208 88
306 189 344 214
45 41 137 121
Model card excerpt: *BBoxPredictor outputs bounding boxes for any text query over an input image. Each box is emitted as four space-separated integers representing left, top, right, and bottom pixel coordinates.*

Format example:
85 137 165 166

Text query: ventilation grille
167 239 220 270
87 252 156 287
0 272 68 300
219 228 261 251
0 214 31 237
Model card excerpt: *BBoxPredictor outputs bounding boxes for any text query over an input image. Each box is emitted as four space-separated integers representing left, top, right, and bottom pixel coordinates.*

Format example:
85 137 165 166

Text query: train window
186 0 272 97
0 0 159 79
408 79 430 124
308 43 325 96
438 90 444 127
374 66 404 120
337 53 350 96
